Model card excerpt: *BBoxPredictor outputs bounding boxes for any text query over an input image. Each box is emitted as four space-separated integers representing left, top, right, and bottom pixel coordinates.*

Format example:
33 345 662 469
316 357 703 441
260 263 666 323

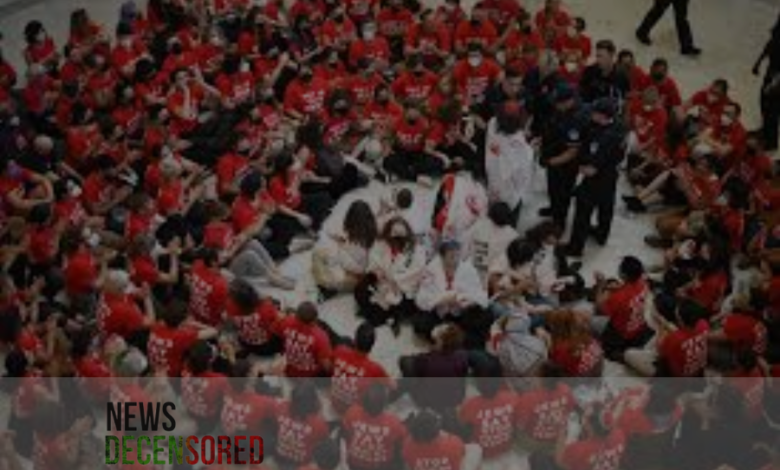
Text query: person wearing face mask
377 0 414 62
681 79 731 129
215 55 255 110
698 102 747 165
534 0 572 44
384 106 444 182
392 55 439 103
344 0 379 25
636 0 701 57
646 58 682 108
453 44 501 109
288 0 328 27
404 9 451 69
355 216 426 332
564 98 628 259
435 0 467 35
348 21 391 69
195 28 226 78
283 65 329 120
23 21 59 72
624 86 668 183
346 58 382 108
553 17 592 64
319 8 357 53
454 7 499 56
558 52 583 87
363 84 404 139
111 23 148 78
616 49 651 94
579 40 630 105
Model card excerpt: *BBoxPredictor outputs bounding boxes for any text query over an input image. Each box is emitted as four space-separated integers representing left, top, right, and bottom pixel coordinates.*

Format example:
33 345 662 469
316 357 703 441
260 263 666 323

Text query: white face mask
721 115 733 127
256 0 268 7
643 104 653 112
468 55 482 67
240 62 251 73
120 37 132 48
363 28 376 40
564 61 578 72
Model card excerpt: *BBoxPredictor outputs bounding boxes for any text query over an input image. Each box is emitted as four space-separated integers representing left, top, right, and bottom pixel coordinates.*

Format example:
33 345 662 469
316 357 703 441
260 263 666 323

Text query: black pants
761 69 780 151
384 150 445 181
354 274 420 327
568 175 618 255
547 164 578 229
637 0 694 50
412 306 494 350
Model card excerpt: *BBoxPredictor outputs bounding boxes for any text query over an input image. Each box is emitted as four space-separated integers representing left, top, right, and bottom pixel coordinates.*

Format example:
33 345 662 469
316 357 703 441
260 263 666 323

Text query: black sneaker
623 195 647 213
538 207 553 217
562 244 584 259
681 46 702 57
636 31 652 45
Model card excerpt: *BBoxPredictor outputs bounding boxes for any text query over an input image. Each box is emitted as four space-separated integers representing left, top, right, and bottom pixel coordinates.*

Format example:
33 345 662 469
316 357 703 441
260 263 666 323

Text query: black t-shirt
579 65 631 104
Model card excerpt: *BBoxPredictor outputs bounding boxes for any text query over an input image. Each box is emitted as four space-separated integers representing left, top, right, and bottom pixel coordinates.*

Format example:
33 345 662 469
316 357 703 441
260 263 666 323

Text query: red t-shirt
553 33 592 61
601 280 649 340
204 221 235 250
188 260 229 326
549 338 604 377
331 345 390 412
275 401 330 465
216 152 250 195
647 77 683 108
402 432 466 470
405 22 452 58
515 384 574 441
130 255 160 287
220 390 278 435
377 7 415 38
686 271 728 315
363 100 404 134
26 37 57 66
64 249 98 296
394 118 429 152
345 0 378 21
722 313 768 356
453 20 498 51
689 89 730 127
278 316 333 377
452 59 501 105
392 71 439 103
348 73 383 107
181 371 230 418
459 390 517 458
228 298 281 346
147 322 199 376
319 18 357 48
97 292 147 339
283 77 329 117
476 0 523 29
628 99 668 147
658 320 709 377
559 430 626 470
269 173 303 210
216 71 255 108
74 354 112 400
343 406 407 469
348 38 392 68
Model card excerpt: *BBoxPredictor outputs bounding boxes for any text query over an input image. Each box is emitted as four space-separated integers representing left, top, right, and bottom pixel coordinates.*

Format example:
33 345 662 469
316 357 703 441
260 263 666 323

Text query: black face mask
334 107 349 115
413 69 425 77
300 72 313 82
377 95 389 104
651 72 665 82
334 13 344 22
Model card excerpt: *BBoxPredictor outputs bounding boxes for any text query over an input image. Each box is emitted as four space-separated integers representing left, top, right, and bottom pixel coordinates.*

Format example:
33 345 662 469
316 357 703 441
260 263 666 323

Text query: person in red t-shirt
452 45 501 107
188 249 229 326
595 257 652 360
220 361 278 436
681 79 731 128
61 230 99 299
711 308 768 358
331 324 390 412
626 87 669 171
320 7 358 53
24 21 59 71
553 17 592 64
402 410 467 470
392 55 439 104
275 382 330 466
459 371 516 459
377 0 415 61
96 270 154 340
343 384 407 470
349 22 392 69
546 310 605 377
364 84 404 139
147 300 217 376
454 9 499 55
644 59 682 108
226 279 284 357
181 340 231 433
384 106 447 181
626 298 709 377
617 50 650 95
405 10 451 69
284 65 330 120
557 412 626 470
70 330 112 401
534 0 572 44
515 371 575 445
277 302 333 377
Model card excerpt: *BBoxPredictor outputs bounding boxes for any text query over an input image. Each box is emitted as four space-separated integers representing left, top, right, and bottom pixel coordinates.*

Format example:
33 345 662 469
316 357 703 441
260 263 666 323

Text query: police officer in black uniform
565 98 627 258
539 85 585 230
754 11 780 151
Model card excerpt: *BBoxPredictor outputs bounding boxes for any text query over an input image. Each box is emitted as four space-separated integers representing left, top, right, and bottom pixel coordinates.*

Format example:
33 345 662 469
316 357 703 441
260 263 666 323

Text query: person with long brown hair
545 309 604 377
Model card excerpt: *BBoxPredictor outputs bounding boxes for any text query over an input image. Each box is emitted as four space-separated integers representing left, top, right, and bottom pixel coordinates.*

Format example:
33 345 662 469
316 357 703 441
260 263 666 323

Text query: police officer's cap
592 98 617 119
554 84 576 103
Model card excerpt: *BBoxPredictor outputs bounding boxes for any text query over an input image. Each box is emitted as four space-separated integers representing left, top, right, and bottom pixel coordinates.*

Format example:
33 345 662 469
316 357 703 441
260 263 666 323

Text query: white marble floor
0 0 777 375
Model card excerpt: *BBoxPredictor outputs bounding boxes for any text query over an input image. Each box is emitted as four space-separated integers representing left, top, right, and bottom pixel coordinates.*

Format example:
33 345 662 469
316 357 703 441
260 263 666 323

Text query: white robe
416 256 488 316
312 234 370 290
367 241 426 309
464 218 519 282
485 118 535 210
439 173 488 244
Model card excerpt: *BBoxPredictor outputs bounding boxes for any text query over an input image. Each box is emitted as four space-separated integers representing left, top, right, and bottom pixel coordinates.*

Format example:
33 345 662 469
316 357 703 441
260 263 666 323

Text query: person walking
635 0 702 57
754 11 780 152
